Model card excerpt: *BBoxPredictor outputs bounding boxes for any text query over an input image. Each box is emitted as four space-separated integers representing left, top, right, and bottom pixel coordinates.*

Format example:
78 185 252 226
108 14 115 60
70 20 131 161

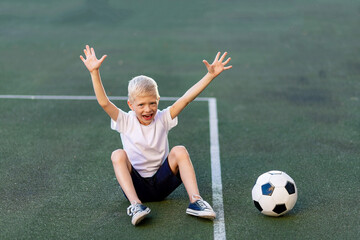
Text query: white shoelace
127 201 141 216
191 194 212 210
192 195 206 208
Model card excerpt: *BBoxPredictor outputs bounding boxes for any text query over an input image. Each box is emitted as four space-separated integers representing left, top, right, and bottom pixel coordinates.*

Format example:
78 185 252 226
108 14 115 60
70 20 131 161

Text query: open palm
203 52 232 77
80 45 107 73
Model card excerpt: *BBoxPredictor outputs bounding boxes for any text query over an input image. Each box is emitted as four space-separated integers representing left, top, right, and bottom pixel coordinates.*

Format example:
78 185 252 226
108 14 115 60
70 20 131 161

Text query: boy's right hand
80 45 107 73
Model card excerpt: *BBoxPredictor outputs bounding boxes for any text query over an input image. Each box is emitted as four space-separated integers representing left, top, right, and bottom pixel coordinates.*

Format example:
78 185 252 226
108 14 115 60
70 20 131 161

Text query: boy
80 45 232 225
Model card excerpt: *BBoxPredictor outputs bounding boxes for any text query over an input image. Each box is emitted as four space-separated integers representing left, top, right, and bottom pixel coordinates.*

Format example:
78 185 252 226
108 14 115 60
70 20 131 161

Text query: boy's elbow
183 95 194 106
98 100 110 108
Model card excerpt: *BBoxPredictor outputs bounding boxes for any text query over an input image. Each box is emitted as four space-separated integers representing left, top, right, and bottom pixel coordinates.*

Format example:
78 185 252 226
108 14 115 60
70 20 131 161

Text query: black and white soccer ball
252 170 297 217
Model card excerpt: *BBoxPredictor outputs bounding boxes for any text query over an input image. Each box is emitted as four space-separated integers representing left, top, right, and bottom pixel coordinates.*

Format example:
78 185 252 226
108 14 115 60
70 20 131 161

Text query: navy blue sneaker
127 201 151 225
186 195 216 220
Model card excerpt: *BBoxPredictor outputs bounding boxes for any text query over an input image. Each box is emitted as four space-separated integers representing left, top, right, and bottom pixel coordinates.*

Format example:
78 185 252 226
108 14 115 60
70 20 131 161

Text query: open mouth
142 114 153 121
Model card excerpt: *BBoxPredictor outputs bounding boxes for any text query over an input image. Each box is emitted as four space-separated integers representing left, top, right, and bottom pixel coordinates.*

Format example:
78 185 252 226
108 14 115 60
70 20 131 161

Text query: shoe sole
186 209 216 220
132 208 151 226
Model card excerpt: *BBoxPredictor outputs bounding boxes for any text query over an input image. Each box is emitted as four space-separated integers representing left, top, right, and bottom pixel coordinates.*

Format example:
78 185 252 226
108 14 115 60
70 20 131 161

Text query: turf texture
0 0 359 239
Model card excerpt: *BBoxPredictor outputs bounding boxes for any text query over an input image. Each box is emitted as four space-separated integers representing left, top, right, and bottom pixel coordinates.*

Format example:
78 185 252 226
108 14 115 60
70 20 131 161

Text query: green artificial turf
0 0 359 239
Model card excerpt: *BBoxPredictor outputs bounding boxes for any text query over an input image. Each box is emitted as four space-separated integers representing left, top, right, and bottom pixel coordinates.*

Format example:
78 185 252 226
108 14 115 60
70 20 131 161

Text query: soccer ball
252 170 297 217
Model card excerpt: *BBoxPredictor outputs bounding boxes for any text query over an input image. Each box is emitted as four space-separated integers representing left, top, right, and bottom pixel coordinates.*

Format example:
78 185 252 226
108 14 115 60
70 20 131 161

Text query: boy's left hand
203 52 232 78
80 45 107 73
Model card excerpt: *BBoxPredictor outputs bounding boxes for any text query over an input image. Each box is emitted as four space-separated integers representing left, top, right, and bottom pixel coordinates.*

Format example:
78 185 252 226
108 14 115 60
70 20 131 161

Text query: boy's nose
144 105 151 112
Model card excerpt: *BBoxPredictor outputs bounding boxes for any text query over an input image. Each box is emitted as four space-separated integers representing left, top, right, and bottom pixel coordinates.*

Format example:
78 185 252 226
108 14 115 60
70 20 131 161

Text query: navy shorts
127 158 183 202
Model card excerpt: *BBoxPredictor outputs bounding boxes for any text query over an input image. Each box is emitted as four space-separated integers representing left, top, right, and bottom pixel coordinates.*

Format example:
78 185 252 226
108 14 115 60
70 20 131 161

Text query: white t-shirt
111 106 178 177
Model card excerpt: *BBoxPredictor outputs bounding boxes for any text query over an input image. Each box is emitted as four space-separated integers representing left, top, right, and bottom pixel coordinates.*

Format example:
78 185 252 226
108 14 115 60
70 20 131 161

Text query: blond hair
128 75 160 103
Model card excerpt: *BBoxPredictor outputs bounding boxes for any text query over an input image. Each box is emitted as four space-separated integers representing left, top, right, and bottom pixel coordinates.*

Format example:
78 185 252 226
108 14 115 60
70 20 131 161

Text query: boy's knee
111 149 127 164
170 145 189 160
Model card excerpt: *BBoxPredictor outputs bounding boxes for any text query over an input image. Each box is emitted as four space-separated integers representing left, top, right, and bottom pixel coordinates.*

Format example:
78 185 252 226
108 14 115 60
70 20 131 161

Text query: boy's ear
127 100 133 110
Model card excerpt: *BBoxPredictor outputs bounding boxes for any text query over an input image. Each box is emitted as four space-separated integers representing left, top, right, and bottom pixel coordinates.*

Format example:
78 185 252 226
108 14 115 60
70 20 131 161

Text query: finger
99 55 107 63
203 59 210 68
84 46 91 57
86 45 90 55
223 57 231 65
80 55 85 63
90 47 96 56
84 48 89 57
224 65 233 70
213 52 221 63
220 52 228 62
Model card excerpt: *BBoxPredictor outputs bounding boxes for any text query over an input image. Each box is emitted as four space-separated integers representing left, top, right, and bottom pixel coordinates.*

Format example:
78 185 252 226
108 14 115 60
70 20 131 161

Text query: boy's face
128 94 159 126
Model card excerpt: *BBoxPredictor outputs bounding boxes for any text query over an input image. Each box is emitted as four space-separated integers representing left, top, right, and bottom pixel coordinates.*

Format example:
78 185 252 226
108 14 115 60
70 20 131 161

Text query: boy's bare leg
168 146 201 203
111 149 141 203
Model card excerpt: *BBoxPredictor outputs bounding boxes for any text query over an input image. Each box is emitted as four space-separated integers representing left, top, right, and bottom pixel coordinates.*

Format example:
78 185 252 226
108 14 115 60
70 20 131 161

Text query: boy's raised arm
170 52 232 119
80 45 119 121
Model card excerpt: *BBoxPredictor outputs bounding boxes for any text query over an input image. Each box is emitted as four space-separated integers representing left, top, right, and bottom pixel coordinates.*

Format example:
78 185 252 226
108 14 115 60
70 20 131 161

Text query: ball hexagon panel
271 186 290 204
256 173 272 185
268 170 282 175
258 196 276 213
269 174 288 187
251 183 263 201
285 192 298 210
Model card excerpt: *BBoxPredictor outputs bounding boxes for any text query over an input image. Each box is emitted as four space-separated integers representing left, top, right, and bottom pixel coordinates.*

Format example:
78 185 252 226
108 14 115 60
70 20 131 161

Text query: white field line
208 98 226 240
0 94 226 240
0 95 209 102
